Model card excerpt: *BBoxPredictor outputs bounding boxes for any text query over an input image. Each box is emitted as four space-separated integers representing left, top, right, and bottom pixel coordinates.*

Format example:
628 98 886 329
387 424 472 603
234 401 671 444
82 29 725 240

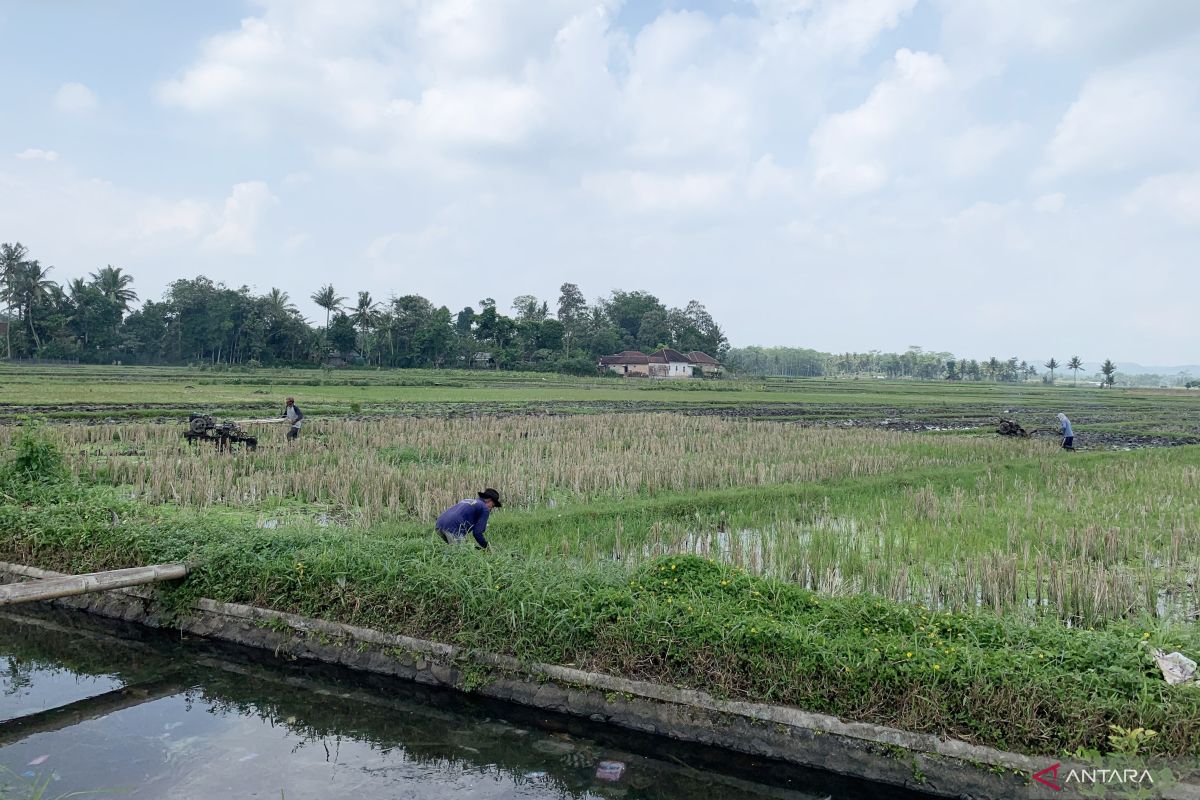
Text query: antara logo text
1033 762 1155 792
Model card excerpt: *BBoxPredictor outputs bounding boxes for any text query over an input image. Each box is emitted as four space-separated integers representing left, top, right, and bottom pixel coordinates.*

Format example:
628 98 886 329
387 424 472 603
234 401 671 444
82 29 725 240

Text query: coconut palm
311 284 345 328
351 291 379 331
351 291 380 362
1066 356 1082 386
89 265 138 313
1044 357 1059 383
5 260 56 349
265 288 297 319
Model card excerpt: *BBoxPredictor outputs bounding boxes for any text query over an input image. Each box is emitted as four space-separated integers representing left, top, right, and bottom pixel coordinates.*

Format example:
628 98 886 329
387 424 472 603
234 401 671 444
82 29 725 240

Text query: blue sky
2 0 1198 363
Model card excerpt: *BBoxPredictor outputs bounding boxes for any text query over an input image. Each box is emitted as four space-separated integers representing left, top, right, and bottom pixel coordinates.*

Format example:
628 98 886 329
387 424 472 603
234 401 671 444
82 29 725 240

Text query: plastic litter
27 755 49 766
1152 649 1198 686
595 761 626 782
524 771 547 779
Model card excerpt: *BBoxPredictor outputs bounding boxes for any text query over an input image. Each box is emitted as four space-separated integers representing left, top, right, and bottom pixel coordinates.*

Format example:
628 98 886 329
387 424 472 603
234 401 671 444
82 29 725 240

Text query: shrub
4 423 67 484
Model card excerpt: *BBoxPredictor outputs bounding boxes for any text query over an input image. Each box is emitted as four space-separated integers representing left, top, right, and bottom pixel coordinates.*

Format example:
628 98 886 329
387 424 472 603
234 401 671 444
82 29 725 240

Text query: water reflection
0 609 927 800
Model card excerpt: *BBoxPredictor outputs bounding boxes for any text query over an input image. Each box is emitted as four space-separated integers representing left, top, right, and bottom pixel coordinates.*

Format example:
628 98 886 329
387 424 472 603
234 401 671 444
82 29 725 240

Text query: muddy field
3 364 1198 451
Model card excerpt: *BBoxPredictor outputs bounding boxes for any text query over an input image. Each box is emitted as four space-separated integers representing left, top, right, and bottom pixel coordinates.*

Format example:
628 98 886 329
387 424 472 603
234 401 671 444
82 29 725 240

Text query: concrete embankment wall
1 562 1194 800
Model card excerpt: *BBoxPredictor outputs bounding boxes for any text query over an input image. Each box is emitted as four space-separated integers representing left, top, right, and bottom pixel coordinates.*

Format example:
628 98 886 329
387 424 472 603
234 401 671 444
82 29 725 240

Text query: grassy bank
2 472 1199 758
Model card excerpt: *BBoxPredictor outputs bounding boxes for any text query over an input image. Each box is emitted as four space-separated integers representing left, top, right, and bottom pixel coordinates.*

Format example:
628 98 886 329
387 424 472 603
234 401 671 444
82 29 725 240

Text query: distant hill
1082 362 1200 376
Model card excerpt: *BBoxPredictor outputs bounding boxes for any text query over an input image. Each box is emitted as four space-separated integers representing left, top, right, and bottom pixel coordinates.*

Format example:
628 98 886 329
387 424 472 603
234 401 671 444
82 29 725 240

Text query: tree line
0 242 727 373
728 346 1123 386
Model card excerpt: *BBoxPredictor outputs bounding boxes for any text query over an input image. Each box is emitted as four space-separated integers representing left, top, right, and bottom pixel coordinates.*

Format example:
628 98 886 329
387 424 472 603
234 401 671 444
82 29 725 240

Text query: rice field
5 412 1197 626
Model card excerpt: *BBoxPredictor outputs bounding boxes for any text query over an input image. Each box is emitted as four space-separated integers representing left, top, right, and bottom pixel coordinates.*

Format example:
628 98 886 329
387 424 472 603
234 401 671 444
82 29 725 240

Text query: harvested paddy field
3 364 1200 760
3 363 1199 449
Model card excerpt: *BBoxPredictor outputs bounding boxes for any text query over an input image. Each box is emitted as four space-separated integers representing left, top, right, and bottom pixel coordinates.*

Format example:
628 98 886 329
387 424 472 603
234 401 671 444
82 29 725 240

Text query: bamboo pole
0 563 189 606
0 679 187 746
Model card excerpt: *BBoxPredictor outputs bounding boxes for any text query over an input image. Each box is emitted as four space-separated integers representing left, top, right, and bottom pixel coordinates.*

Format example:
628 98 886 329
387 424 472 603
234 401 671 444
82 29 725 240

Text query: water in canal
0 608 928 799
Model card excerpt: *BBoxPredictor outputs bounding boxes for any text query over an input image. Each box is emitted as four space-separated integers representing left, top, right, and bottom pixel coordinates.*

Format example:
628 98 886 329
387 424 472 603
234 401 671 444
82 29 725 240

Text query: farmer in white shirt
283 397 304 441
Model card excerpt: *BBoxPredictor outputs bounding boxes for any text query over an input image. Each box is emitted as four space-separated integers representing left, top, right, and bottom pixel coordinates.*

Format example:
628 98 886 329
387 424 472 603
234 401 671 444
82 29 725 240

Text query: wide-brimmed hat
478 488 502 507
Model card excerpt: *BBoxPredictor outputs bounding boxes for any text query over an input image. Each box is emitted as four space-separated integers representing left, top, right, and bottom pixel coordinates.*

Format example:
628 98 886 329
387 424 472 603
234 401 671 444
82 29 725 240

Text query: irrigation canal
0 607 936 799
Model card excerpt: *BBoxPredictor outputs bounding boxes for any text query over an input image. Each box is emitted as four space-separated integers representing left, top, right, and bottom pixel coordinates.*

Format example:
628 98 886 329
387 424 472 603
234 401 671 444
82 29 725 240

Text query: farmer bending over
436 488 502 549
1057 412 1075 451
283 397 304 441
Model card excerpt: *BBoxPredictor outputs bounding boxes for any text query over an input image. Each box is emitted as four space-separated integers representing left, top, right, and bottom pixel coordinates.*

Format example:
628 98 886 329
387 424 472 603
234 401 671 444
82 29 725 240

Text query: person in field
283 397 304 441
1057 412 1075 451
436 489 502 549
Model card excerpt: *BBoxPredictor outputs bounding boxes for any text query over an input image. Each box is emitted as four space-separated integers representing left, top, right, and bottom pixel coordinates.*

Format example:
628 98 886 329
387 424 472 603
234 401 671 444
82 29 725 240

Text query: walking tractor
183 414 258 451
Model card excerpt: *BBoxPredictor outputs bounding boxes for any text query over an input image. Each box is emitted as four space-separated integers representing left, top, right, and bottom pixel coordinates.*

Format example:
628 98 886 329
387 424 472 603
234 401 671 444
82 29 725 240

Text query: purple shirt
435 499 491 548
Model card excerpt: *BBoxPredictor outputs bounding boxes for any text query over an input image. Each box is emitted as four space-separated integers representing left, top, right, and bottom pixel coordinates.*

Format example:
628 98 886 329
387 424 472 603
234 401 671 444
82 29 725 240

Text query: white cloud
1124 171 1200 225
53 82 98 113
1033 192 1065 213
1039 55 1198 180
746 154 798 198
16 148 58 162
202 182 277 254
945 123 1023 178
582 169 734 213
132 199 210 240
365 224 450 260
809 49 952 195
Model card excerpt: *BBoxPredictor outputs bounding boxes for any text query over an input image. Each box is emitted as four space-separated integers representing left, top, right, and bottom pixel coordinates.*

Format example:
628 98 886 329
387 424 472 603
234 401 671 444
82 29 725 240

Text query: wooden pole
0 563 188 606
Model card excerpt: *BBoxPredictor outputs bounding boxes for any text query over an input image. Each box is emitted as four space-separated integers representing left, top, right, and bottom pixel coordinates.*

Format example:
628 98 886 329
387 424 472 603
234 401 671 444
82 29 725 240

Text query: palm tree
265 288 297 319
351 291 380 362
986 357 1000 381
311 284 345 328
8 260 56 350
0 243 30 358
89 265 138 313
68 278 95 346
1044 357 1059 383
1066 355 1082 386
1100 359 1117 387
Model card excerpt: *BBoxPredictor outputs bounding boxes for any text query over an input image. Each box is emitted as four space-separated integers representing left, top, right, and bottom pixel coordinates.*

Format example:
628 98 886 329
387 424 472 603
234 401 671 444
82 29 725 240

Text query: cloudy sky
2 1 1198 363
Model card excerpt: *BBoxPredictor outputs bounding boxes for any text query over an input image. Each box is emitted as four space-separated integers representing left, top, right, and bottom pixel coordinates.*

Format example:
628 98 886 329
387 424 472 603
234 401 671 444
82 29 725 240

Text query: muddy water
0 608 930 800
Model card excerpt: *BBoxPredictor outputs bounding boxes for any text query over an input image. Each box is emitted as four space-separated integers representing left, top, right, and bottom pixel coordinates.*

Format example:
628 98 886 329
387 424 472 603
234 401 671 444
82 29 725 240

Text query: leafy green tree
66 278 106 350
636 309 672 352
1067 355 1082 386
604 290 666 348
556 282 587 354
1101 359 1117 387
326 312 357 355
455 307 475 335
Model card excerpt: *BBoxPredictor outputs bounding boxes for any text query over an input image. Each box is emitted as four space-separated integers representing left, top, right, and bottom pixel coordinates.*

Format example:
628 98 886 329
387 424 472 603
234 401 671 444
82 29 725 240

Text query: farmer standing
435 489 502 549
283 397 304 441
1057 412 1075 451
